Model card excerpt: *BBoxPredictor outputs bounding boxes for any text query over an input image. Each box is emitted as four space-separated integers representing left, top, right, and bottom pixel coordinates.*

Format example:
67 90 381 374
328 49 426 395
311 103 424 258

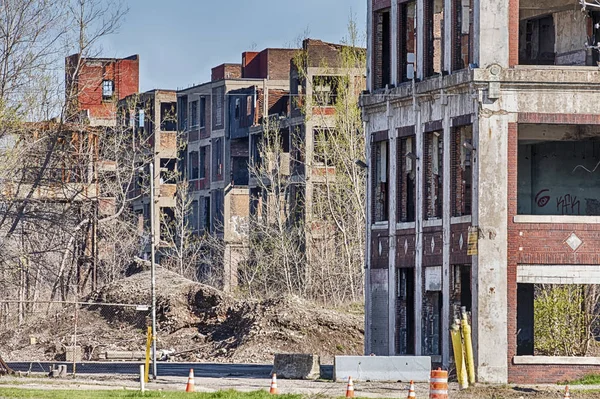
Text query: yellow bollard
450 319 468 389
144 326 152 383
461 308 476 385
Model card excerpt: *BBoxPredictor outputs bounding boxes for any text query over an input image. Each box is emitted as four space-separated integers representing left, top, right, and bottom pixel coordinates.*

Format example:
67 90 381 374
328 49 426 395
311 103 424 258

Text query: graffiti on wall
535 189 581 215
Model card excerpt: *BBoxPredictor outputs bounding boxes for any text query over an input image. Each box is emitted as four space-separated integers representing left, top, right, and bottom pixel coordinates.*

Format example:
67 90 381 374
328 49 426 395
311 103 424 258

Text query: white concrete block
333 356 431 382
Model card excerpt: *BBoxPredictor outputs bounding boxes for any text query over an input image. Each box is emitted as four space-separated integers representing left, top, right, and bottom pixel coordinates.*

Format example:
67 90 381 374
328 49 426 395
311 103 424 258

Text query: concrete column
391 1 399 86
441 94 451 367
475 98 508 383
443 0 453 73
387 100 397 355
477 0 509 68
363 113 373 355
416 0 425 80
414 94 423 355
367 1 373 92
473 0 480 66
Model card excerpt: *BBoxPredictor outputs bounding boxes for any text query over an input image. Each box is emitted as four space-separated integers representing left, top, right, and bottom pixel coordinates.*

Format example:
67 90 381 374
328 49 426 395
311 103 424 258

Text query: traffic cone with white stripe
346 376 355 398
185 368 195 392
407 380 416 398
564 385 570 399
269 373 278 394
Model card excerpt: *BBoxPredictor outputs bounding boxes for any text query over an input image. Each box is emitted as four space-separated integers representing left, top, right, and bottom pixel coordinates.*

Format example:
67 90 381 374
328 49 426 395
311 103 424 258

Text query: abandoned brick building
362 0 600 384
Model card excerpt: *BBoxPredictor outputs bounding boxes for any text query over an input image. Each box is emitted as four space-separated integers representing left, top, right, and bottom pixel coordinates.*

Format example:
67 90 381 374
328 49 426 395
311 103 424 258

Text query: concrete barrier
333 356 431 382
272 354 320 379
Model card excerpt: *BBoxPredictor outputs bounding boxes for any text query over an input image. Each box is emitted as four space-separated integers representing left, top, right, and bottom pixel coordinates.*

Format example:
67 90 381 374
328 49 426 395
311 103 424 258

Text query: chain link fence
0 299 154 376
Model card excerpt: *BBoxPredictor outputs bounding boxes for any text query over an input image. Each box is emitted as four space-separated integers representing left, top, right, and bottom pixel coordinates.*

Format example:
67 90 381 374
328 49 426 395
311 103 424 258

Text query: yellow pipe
145 326 152 383
451 319 468 389
461 309 476 385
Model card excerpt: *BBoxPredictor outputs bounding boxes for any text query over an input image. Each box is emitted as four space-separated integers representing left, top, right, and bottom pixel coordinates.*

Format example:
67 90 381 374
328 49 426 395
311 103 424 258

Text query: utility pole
149 162 158 380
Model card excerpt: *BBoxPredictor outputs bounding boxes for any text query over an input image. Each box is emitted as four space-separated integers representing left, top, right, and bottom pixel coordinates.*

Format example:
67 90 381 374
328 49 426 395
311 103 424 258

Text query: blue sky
97 0 366 92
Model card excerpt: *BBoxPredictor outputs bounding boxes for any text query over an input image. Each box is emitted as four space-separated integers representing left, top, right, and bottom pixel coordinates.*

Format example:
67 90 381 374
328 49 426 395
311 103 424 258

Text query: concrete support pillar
477 0 509 68
441 94 451 367
367 1 373 92
414 94 423 355
391 1 399 86
387 100 397 355
363 113 373 355
443 0 453 73
416 0 425 80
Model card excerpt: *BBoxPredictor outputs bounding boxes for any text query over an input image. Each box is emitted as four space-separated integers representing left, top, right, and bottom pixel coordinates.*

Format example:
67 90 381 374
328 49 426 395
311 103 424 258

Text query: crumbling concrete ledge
272 354 320 379
333 355 431 382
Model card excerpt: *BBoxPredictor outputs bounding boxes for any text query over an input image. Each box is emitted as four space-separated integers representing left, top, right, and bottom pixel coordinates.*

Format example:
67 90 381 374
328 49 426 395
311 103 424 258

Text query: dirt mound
2 269 363 364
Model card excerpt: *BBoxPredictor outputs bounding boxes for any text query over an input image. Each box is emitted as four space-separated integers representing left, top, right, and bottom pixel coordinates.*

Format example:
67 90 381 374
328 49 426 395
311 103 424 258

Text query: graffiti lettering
556 194 580 215
534 189 550 208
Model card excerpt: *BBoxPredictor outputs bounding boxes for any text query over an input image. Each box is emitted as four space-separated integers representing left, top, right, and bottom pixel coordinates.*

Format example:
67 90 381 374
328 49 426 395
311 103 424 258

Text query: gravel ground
1 374 599 398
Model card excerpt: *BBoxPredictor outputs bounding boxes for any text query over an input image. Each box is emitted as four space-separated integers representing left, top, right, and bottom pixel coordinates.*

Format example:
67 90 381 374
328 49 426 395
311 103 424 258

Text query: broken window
160 102 177 131
191 100 198 128
314 129 334 166
453 0 472 70
199 97 206 128
373 139 389 222
451 125 472 217
423 266 442 356
213 86 225 129
397 135 416 222
517 124 600 216
213 137 223 180
519 15 555 65
399 1 417 82
189 150 199 180
102 80 114 100
424 131 443 219
425 0 444 77
313 76 338 106
373 7 391 89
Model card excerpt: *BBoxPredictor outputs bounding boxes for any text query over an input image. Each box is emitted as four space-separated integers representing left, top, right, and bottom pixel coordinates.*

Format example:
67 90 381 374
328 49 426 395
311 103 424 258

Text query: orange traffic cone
564 385 570 399
346 376 355 398
407 380 416 398
185 368 195 392
269 373 278 394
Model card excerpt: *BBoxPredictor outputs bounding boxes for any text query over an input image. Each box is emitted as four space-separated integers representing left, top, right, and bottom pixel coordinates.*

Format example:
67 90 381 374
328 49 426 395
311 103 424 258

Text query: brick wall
508 0 519 66
211 64 242 81
422 227 443 267
371 230 390 269
507 120 600 383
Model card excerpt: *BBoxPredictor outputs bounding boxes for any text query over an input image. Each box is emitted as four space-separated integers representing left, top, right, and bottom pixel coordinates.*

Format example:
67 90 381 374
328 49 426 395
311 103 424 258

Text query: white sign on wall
425 266 442 292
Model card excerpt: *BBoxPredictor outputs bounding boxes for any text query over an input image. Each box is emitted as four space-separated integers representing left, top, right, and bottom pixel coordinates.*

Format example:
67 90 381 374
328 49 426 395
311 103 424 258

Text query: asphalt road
7 362 334 379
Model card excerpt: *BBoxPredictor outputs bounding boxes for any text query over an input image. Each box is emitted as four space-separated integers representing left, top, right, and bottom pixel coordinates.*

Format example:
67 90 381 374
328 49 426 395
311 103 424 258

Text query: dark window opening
374 8 391 89
516 283 534 356
453 0 472 70
189 150 199 180
423 288 442 356
424 131 443 219
199 146 207 179
160 102 177 131
202 196 211 232
235 98 241 120
178 96 188 131
200 97 206 128
251 133 263 169
425 0 444 77
399 1 417 82
232 156 249 186
396 267 415 355
398 135 416 222
313 76 339 106
517 124 600 216
314 129 334 166
373 139 389 222
191 100 198 127
213 138 223 180
451 125 473 217
160 207 175 241
102 80 114 100
519 15 555 65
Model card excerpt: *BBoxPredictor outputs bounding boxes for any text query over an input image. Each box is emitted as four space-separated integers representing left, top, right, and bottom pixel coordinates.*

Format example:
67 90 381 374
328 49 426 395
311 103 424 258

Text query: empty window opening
520 15 555 65
189 150 199 180
232 156 249 186
160 102 177 131
399 1 417 82
178 96 188 131
374 8 391 89
373 139 389 222
235 98 241 119
160 158 176 184
213 138 223 180
102 80 114 100
396 267 415 355
199 146 207 179
201 196 211 232
313 76 339 106
425 131 443 219
398 135 416 222
425 0 444 77
423 266 442 356
453 0 472 70
517 124 600 216
314 129 334 166
199 97 206 128
451 125 473 217
189 200 199 232
191 100 198 128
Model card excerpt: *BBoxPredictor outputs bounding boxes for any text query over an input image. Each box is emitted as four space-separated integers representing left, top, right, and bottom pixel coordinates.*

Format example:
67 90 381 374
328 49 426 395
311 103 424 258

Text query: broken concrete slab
333 355 431 382
272 354 320 379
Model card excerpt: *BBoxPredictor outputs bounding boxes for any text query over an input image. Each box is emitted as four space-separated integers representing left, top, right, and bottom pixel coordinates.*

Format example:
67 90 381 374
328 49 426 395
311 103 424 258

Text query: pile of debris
1 268 364 364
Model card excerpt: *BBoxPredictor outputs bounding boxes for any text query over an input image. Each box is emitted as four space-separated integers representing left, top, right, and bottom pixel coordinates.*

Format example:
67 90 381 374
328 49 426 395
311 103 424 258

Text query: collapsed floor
0 269 364 364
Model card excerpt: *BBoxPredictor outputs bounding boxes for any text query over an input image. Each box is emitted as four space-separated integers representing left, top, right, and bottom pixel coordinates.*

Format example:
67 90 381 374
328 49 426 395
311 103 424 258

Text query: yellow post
451 319 468 389
461 308 476 385
144 326 152 383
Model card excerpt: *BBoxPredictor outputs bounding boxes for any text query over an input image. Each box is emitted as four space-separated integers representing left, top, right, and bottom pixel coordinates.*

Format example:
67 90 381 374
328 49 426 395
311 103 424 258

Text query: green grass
0 388 303 399
562 373 600 385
